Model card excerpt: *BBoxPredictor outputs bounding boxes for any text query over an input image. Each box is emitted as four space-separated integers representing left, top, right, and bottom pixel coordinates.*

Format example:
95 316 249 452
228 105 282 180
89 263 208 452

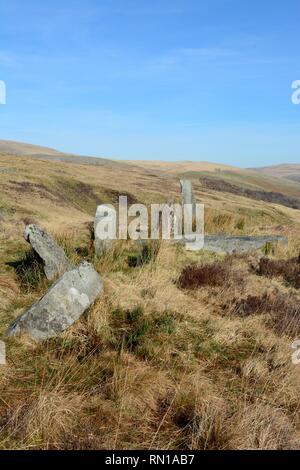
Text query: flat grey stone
24 224 72 279
184 234 287 254
6 262 103 341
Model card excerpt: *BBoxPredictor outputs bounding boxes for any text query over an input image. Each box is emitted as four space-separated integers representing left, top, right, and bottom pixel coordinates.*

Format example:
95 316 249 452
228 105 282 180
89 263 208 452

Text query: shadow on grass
128 241 160 268
6 249 46 292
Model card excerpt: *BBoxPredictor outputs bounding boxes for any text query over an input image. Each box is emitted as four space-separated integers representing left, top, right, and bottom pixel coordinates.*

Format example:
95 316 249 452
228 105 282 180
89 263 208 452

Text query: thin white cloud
146 47 237 71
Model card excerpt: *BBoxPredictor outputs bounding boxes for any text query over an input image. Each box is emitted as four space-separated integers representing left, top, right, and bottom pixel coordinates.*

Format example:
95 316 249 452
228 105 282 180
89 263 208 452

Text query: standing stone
24 224 72 280
94 204 117 256
180 180 196 208
6 262 103 341
180 180 201 250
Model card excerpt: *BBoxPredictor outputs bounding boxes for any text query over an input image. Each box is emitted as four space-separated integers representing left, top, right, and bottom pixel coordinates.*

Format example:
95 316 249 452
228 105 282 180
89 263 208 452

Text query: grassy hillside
1 148 300 449
0 140 65 157
252 163 300 183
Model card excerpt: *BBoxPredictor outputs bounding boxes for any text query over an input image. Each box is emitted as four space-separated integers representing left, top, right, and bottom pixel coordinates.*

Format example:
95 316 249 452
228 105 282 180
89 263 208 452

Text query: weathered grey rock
180 179 195 207
94 205 116 256
24 224 72 280
6 262 103 341
184 234 287 254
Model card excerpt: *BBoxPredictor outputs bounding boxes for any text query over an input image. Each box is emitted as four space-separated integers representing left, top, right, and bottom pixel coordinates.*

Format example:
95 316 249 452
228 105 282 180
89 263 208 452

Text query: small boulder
6 262 103 341
24 224 72 280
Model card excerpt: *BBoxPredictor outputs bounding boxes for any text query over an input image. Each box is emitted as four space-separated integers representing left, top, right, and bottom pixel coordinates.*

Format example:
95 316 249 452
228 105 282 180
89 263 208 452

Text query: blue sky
0 0 300 166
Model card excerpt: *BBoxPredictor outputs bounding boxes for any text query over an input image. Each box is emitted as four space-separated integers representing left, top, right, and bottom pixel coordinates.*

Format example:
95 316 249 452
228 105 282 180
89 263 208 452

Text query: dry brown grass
0 273 19 310
1 236 300 450
1 153 300 449
229 402 296 450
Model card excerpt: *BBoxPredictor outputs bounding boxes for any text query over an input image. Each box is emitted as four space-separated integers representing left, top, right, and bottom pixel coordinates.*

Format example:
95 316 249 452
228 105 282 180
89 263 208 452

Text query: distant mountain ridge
1 139 300 185
0 138 300 233
0 139 116 167
251 163 300 182
0 139 65 157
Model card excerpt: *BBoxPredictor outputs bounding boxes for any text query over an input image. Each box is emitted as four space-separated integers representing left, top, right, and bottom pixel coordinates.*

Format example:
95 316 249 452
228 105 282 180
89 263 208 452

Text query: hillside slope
1 151 300 236
0 139 65 157
1 145 300 450
252 163 300 183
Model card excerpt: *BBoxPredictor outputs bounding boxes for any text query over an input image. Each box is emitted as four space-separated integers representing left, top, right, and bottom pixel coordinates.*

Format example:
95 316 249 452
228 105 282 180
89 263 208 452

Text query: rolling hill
1 140 300 450
0 139 300 229
0 139 65 157
252 163 300 183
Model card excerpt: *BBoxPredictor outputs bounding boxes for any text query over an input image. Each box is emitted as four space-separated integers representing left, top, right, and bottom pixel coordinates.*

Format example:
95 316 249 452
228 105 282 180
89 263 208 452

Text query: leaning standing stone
6 262 103 341
24 224 72 280
180 179 195 207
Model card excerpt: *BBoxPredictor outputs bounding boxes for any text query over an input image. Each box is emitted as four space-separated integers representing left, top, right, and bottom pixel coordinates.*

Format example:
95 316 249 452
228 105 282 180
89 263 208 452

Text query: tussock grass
1 154 300 449
2 234 300 450
2 225 300 450
229 403 296 449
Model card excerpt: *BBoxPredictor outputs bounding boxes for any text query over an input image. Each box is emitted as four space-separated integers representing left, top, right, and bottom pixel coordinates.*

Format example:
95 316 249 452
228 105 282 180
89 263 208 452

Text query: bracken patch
177 260 237 290
257 257 300 289
231 290 300 337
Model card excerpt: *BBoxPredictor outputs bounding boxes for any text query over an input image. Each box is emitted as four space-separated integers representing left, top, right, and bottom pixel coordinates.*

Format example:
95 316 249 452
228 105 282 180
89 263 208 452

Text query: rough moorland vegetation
1 152 300 449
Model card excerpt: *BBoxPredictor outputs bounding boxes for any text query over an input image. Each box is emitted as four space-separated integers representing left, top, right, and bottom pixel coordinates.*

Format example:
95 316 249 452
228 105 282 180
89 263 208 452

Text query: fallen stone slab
24 224 72 280
6 262 103 341
184 234 287 254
